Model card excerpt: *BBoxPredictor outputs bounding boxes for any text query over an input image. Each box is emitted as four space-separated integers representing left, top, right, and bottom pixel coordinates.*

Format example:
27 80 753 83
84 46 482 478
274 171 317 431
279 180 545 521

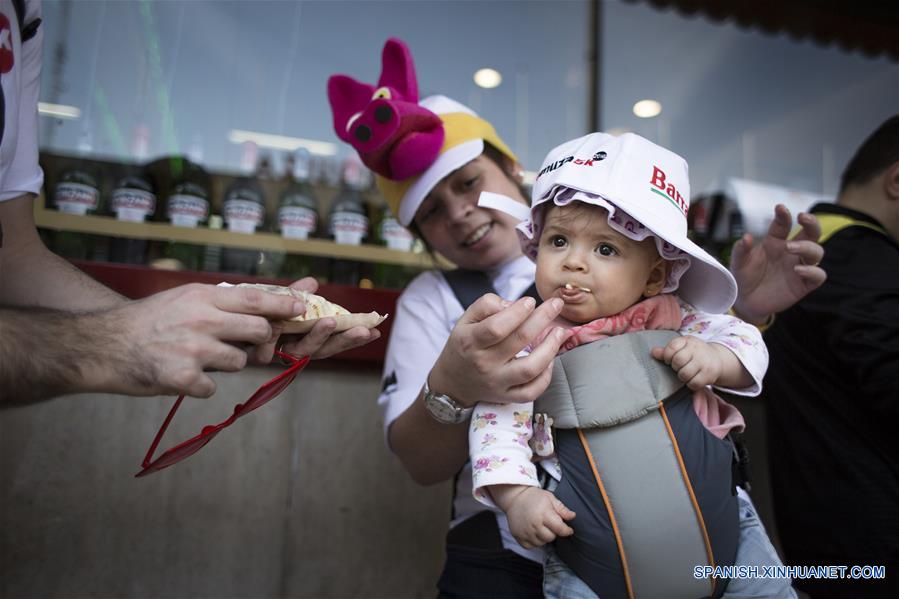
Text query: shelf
34 202 453 269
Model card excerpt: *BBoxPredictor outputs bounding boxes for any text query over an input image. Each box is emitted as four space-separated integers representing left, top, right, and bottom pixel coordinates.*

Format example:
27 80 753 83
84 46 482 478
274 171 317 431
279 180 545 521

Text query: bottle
327 157 370 286
202 215 224 272
221 174 266 275
109 165 156 264
277 150 319 280
51 165 102 260
372 204 416 289
164 161 210 271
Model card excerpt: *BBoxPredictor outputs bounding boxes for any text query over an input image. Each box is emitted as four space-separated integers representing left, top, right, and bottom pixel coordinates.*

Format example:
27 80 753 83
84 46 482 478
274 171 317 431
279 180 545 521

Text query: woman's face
412 154 527 271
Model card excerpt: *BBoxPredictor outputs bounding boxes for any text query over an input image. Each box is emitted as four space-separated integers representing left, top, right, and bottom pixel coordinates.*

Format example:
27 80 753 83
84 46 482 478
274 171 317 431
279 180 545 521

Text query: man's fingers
766 204 793 240
204 343 250 373
216 314 275 344
288 277 319 293
787 238 824 263
215 285 304 320
729 233 754 270
794 264 827 290
793 212 822 243
280 317 338 357
309 326 379 359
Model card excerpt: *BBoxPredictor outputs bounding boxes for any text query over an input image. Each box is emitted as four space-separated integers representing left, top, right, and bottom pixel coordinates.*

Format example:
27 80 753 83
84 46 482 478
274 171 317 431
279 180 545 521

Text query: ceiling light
632 99 662 118
227 130 337 155
38 102 81 119
474 68 502 89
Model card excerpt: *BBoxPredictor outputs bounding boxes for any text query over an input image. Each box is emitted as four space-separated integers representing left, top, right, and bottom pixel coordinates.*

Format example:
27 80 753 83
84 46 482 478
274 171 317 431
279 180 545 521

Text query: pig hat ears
328 38 444 182
328 38 517 226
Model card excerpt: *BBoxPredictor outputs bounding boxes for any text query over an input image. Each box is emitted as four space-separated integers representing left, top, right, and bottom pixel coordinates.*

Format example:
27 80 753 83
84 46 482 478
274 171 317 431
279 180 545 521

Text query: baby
469 132 794 598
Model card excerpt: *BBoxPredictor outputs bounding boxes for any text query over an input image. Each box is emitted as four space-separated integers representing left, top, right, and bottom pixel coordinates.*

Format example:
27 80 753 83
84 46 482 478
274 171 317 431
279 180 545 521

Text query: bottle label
330 211 369 245
278 206 317 240
380 217 414 251
55 182 99 215
167 194 210 228
224 199 264 234
112 188 156 222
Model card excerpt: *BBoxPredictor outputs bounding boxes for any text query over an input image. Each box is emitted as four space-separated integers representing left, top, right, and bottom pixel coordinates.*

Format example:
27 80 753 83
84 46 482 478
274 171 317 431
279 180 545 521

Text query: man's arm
730 204 826 325
0 195 124 310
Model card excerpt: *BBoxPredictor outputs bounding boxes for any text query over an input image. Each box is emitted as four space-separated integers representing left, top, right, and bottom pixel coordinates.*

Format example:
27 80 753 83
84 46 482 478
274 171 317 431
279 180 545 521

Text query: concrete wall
1 364 450 599
1 366 782 599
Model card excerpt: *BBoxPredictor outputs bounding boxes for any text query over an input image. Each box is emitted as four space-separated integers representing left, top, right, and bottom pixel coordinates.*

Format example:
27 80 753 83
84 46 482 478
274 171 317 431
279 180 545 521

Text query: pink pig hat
328 38 516 226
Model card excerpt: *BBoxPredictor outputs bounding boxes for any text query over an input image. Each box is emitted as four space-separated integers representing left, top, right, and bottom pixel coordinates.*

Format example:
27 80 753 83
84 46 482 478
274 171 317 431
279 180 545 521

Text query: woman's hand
730 204 826 325
426 293 569 407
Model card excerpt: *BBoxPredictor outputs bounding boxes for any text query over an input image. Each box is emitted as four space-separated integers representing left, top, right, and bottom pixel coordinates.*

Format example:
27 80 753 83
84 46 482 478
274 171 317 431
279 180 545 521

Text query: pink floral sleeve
469 400 540 506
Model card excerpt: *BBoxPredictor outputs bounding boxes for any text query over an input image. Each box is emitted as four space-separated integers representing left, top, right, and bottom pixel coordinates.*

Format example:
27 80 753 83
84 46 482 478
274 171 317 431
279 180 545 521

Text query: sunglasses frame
135 351 310 477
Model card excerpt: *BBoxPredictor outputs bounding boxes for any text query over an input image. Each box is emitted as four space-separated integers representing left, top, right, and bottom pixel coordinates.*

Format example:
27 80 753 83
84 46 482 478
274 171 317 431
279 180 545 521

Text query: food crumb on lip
564 282 592 293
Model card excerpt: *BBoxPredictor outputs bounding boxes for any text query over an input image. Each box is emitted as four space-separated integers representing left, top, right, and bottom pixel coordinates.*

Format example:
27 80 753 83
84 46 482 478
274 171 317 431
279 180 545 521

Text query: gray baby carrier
536 330 739 599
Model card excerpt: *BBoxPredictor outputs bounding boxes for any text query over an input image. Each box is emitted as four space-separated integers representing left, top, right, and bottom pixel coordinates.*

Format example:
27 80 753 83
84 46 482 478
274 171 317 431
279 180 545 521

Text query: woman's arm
387 293 566 485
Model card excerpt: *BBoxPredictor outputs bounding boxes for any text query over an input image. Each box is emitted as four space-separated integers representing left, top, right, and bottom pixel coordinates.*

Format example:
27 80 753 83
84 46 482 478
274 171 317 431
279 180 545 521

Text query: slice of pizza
232 283 388 333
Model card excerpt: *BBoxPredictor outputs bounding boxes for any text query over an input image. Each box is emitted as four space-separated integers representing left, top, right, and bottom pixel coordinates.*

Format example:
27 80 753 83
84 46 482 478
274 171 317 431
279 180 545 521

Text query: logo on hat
538 153 605 179
649 166 688 216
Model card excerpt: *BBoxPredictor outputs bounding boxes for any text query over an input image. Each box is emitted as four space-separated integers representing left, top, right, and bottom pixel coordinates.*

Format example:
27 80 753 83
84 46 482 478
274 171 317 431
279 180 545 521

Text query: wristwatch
422 378 473 424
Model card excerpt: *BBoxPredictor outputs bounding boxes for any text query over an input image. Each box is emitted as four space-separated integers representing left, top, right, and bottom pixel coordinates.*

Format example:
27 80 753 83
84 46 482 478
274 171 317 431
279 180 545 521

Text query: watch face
425 393 464 424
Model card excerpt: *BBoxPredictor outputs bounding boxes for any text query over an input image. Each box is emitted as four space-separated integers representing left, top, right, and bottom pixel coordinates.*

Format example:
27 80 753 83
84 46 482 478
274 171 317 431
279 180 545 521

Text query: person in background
328 38 825 597
0 0 378 405
763 114 899 598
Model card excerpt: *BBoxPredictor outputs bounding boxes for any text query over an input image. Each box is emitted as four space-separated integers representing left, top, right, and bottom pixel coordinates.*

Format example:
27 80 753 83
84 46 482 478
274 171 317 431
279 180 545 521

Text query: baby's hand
651 336 724 390
502 487 576 549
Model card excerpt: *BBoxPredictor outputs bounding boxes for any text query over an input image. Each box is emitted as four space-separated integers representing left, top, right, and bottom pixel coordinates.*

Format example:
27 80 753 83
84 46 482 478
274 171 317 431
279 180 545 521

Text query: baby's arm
490 484 576 549
651 335 752 390
651 300 768 392
469 401 575 548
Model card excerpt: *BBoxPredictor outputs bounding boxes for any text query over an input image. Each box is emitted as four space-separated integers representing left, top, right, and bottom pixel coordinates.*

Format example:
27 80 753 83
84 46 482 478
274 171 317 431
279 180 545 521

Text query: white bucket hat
481 132 736 313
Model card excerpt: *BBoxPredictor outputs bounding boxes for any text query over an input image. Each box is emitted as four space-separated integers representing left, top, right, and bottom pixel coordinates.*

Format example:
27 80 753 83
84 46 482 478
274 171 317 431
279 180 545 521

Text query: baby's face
535 203 664 324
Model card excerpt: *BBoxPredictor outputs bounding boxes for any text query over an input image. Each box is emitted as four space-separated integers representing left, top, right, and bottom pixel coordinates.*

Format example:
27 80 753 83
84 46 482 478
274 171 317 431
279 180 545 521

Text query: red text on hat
649 166 688 216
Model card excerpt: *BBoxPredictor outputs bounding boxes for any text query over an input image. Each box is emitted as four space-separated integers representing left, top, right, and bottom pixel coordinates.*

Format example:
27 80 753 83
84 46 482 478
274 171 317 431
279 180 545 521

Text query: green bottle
278 150 319 280
52 167 101 260
164 163 210 271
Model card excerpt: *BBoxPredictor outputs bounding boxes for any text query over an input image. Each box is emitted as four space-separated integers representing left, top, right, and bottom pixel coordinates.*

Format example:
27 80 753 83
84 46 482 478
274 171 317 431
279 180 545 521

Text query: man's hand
103 283 306 398
256 277 381 363
731 204 826 325
492 485 576 550
426 294 570 408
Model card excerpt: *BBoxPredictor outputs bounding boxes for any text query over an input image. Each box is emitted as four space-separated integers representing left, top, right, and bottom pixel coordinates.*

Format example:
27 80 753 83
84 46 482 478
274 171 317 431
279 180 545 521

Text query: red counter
72 260 400 365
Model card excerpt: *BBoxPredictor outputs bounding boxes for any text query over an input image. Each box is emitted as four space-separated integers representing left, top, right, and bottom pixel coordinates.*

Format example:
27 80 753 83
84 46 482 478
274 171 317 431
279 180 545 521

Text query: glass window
38 0 592 174
600 0 899 199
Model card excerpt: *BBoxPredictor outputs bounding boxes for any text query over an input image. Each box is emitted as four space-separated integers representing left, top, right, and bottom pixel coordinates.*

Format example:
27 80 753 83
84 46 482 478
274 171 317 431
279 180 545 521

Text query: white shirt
377 254 543 561
0 0 43 202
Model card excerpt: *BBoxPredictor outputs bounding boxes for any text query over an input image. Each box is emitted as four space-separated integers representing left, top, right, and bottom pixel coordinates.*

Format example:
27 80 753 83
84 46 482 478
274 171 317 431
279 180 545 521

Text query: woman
329 49 825 597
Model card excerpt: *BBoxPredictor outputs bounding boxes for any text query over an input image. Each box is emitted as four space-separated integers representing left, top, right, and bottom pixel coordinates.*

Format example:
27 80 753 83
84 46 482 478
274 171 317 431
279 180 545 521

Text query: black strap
12 0 41 42
443 269 542 311
443 269 498 311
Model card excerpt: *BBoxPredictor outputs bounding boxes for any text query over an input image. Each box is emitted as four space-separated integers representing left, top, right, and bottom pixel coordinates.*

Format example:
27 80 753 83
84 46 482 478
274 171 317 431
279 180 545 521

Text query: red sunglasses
136 350 310 477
